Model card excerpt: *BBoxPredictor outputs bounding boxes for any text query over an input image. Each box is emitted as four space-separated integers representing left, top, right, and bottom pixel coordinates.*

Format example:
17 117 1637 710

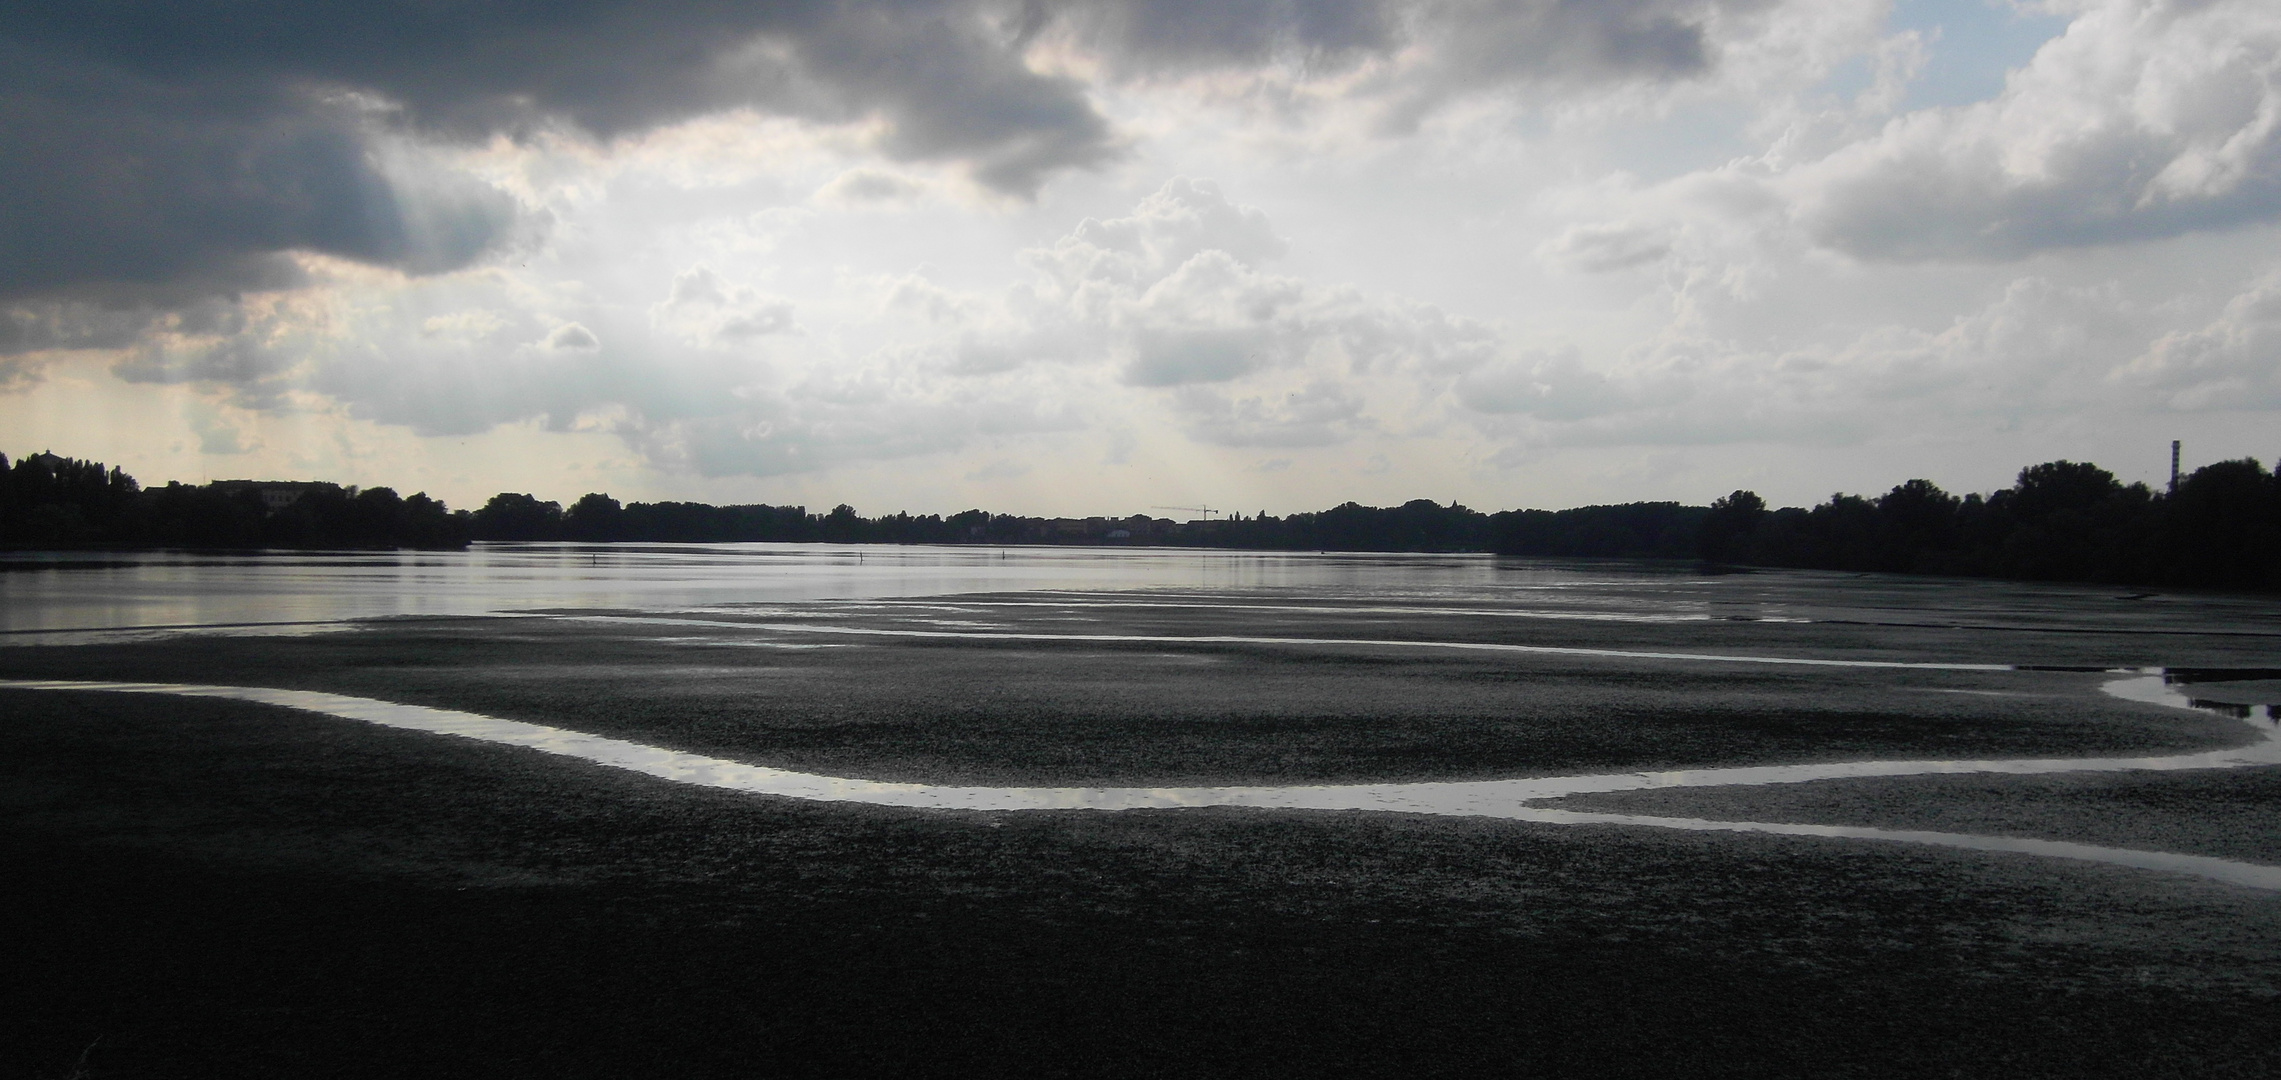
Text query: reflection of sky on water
9 545 2276 641
0 545 1709 633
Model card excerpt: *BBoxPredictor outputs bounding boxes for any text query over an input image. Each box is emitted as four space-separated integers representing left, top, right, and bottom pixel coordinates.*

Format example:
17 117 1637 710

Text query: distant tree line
6 448 2277 590
1699 459 2280 590
1157 500 1705 559
462 491 1704 558
1 452 465 549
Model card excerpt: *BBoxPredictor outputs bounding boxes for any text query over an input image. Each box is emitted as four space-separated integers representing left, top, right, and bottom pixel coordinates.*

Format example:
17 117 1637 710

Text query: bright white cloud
1537 221 1677 273
650 266 800 347
1787 0 2281 259
2122 268 2281 410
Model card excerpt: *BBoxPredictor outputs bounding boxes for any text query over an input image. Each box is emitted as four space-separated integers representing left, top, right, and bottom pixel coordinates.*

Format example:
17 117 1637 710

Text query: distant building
211 480 333 512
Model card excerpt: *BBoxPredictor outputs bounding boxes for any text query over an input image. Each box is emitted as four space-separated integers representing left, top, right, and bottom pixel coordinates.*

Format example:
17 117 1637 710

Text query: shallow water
7 672 2276 891
8 544 2276 658
0 545 1694 634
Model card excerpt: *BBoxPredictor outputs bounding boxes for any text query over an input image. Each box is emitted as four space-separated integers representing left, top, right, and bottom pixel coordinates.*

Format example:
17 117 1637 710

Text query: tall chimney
2170 440 2181 495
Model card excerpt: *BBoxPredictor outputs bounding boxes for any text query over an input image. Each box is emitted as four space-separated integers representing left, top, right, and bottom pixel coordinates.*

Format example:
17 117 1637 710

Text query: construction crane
1152 504 1218 520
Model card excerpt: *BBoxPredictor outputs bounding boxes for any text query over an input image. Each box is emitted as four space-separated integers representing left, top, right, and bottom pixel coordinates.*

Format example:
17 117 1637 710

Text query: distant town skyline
5 0 2278 515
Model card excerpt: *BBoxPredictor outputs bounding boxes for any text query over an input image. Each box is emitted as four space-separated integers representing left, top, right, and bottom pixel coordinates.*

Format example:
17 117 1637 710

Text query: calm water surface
0 544 1688 634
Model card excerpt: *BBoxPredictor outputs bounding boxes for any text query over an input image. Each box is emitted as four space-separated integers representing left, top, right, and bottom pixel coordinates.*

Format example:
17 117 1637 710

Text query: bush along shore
3 449 2276 590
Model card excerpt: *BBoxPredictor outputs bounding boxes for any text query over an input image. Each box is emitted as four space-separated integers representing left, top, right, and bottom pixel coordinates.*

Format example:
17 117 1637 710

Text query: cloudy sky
5 0 2278 515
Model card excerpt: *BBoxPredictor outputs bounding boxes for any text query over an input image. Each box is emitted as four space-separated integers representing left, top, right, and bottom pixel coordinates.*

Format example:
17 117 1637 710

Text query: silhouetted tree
473 493 565 541
1709 457 2275 591
1 452 140 543
821 504 862 543
1699 490 1766 564
1874 480 1960 573
564 493 624 541
2158 459 2279 589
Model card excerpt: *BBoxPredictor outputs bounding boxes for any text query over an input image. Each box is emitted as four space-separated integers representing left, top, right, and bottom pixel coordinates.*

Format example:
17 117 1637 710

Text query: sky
4 0 2279 516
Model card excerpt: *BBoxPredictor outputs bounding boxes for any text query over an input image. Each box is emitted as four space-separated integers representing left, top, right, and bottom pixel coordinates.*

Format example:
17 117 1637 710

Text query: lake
6 542 2277 649
0 543 1717 635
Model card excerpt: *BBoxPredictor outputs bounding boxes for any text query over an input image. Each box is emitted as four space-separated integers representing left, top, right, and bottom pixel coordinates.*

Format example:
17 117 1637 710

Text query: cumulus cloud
544 323 602 352
1026 176 1290 285
1550 0 2281 292
651 266 799 347
1117 252 1304 385
1787 0 2281 260
2122 268 2281 409
42 249 1085 478
909 177 1502 450
33 153 2247 488
934 176 1299 378
1537 221 1677 273
53 176 1518 476
979 179 1494 393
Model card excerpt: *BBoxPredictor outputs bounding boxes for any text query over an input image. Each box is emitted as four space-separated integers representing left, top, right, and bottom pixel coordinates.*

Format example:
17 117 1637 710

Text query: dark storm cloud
0 0 1115 305
1033 0 1402 69
0 38 518 303
1050 0 1720 108
0 0 1732 308
776 7 1119 194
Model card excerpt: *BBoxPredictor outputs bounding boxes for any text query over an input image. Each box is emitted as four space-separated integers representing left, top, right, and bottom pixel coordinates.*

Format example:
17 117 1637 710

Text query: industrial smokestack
2170 440 2181 494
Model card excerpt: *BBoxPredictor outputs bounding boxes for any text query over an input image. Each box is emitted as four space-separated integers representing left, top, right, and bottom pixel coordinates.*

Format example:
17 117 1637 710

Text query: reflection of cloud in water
3 672 2276 890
